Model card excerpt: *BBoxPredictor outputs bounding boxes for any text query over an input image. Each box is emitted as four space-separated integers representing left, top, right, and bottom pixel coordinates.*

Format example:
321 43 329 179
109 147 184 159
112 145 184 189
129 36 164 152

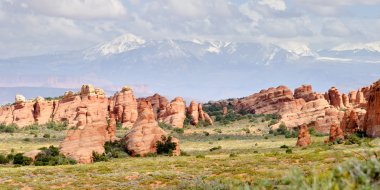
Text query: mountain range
0 33 379 104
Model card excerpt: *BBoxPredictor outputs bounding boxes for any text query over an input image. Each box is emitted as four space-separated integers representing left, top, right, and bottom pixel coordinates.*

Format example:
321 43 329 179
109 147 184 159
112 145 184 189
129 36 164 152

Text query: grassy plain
0 118 379 189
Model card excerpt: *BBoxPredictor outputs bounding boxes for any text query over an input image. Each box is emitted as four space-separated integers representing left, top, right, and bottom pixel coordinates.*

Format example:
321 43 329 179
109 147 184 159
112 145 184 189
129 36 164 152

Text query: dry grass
0 118 379 189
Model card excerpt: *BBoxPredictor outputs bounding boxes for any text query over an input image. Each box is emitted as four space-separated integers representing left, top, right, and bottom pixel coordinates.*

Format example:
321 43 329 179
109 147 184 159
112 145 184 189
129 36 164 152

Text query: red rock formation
158 97 186 128
342 94 350 108
111 86 138 128
59 92 115 164
236 86 294 114
296 124 311 147
124 100 180 156
294 85 318 102
188 101 213 126
329 123 344 142
327 87 344 108
340 109 366 134
143 93 169 119
12 95 35 127
348 91 357 104
223 106 228 115
364 80 380 137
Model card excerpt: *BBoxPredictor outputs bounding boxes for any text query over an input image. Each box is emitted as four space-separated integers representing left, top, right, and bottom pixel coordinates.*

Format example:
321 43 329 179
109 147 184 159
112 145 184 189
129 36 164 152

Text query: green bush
43 133 50 138
45 121 67 131
180 150 190 156
13 153 33 166
0 154 9 164
116 122 123 129
158 122 173 130
23 138 31 142
173 128 184 134
104 140 127 159
203 131 210 136
156 136 177 156
229 153 238 158
34 146 76 166
92 151 108 162
242 128 250 134
280 145 289 149
0 123 18 133
209 146 222 152
282 157 380 189
286 148 292 154
213 128 222 134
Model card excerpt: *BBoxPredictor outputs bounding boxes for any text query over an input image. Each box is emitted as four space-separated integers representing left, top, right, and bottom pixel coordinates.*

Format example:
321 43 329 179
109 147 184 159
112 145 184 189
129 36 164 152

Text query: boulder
296 124 311 147
124 100 180 156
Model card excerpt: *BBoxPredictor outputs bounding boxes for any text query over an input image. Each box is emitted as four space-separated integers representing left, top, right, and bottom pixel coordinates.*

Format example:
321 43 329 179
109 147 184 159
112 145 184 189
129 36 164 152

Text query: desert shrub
173 128 184 134
43 133 50 138
23 138 31 142
280 145 289 149
116 122 123 129
0 154 9 164
0 123 18 133
104 140 127 159
45 121 67 131
286 149 292 154
158 122 173 130
209 146 222 152
242 128 250 134
229 153 238 158
145 153 157 157
24 123 40 130
197 120 211 127
180 150 190 156
196 155 205 159
34 146 76 166
276 123 288 135
282 157 380 189
156 136 177 155
184 112 192 126
213 128 222 134
13 153 33 166
92 151 108 162
203 131 210 136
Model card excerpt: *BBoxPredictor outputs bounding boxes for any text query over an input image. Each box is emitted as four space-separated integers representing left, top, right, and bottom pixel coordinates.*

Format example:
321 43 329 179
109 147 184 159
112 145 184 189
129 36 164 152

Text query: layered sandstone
364 80 380 137
326 87 344 108
158 97 186 128
143 93 169 119
188 101 213 126
110 86 138 128
294 85 319 102
59 91 115 164
124 100 180 156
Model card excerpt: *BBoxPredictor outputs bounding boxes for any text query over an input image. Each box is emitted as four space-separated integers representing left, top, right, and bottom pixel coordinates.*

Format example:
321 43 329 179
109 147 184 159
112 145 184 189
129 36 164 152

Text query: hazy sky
1 0 380 58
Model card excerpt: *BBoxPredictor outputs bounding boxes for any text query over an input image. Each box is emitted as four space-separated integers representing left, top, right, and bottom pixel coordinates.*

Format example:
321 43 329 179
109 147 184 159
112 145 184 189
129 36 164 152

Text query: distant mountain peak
84 33 145 58
332 42 380 53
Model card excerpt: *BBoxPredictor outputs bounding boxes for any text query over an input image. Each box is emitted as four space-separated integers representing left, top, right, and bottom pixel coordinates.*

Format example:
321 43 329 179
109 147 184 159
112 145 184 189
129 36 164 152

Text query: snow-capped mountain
0 33 379 104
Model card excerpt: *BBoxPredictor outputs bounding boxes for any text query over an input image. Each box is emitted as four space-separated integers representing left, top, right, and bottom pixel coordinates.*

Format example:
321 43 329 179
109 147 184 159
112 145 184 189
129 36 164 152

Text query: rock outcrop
158 97 186 128
294 85 319 102
188 101 213 126
110 86 138 128
364 80 380 137
143 93 169 119
59 89 115 164
329 123 344 142
124 100 180 156
296 124 311 147
326 87 344 108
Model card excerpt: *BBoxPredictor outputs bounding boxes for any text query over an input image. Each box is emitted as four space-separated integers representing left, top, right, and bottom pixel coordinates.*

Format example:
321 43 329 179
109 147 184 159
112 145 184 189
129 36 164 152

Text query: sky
1 0 380 59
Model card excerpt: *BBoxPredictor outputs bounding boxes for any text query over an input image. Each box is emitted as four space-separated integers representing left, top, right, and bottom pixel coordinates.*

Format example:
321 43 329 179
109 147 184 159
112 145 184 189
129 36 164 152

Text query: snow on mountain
332 42 380 53
83 33 145 59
